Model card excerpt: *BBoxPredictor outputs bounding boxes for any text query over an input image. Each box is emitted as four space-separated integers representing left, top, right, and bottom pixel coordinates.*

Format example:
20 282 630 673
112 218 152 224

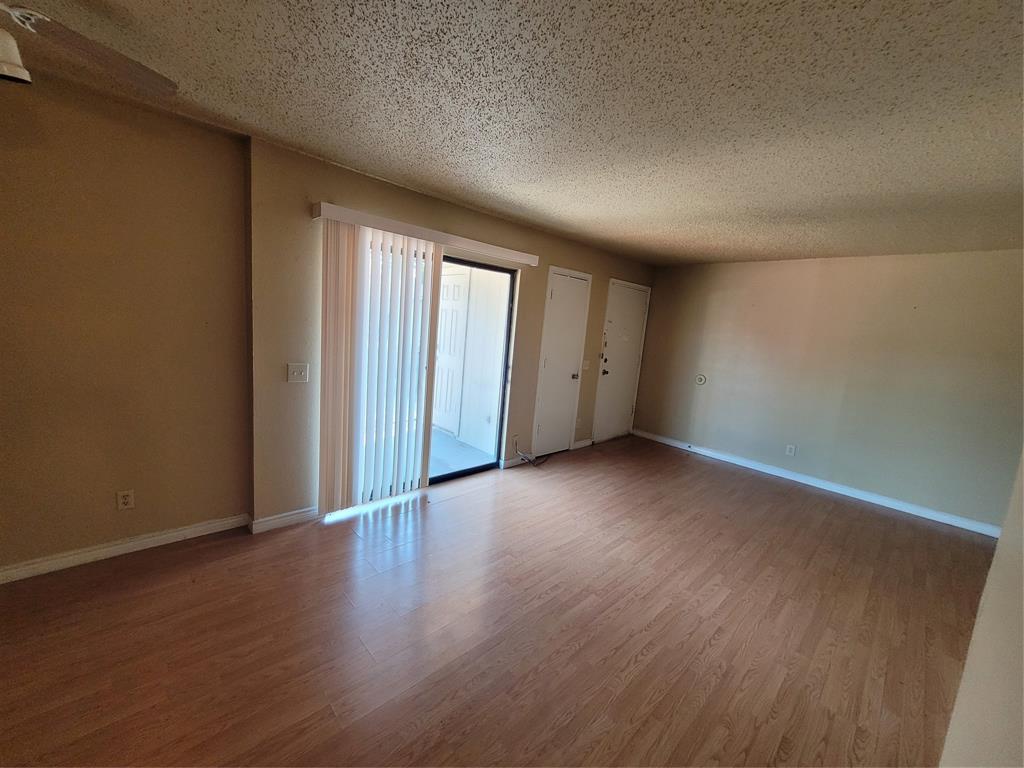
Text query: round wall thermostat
695 374 707 385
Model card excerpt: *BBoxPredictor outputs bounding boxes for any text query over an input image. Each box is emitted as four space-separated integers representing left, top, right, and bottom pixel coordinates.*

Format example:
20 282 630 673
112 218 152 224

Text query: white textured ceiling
7 0 1023 263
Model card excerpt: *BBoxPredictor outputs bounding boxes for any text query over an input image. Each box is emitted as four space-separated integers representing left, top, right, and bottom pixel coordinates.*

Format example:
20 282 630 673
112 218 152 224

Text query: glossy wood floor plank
0 436 994 766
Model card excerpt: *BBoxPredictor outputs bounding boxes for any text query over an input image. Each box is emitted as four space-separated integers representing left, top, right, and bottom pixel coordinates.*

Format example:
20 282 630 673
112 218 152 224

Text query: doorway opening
428 256 515 482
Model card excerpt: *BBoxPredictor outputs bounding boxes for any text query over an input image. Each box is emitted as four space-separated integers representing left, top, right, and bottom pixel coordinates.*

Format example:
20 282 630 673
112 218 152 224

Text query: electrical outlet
785 444 797 457
117 489 135 511
286 362 309 383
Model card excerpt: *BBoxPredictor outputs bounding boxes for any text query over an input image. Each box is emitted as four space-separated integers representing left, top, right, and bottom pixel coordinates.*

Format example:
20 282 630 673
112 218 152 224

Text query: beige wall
635 251 1023 527
941 457 1023 766
0 78 252 565
249 140 652 520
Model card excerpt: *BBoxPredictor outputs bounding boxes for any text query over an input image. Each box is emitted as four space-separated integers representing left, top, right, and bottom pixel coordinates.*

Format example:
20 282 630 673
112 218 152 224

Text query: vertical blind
320 221 436 513
353 227 435 503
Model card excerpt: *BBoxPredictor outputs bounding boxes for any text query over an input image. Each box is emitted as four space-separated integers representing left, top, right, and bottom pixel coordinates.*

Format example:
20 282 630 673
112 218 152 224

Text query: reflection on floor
428 426 494 478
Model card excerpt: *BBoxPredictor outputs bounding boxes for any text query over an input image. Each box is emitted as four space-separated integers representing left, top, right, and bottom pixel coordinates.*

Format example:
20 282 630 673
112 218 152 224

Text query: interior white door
532 268 591 456
593 280 650 442
433 264 470 434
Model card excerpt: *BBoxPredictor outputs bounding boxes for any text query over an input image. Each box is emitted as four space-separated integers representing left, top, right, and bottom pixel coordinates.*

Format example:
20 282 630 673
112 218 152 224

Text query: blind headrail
313 202 539 267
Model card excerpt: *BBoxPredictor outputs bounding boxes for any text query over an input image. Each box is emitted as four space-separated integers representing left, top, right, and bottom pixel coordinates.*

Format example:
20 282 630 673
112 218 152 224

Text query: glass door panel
429 258 514 482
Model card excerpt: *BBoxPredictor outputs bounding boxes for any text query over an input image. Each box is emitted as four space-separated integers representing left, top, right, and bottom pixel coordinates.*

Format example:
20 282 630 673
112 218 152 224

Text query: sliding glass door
428 257 514 482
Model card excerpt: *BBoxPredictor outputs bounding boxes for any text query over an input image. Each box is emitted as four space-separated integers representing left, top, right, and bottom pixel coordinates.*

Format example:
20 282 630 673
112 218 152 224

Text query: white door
593 279 650 442
532 268 591 456
433 264 470 434
457 268 511 453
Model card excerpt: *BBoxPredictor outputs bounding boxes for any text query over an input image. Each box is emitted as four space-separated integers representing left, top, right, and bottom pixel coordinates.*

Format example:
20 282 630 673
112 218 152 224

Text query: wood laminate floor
0 437 994 766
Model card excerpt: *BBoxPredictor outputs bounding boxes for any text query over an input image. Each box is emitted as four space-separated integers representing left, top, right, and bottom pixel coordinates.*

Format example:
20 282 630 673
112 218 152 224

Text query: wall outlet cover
117 489 135 511
286 362 310 383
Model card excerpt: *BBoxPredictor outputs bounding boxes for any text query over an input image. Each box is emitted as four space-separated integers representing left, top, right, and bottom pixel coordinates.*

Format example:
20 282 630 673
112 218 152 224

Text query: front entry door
593 279 650 442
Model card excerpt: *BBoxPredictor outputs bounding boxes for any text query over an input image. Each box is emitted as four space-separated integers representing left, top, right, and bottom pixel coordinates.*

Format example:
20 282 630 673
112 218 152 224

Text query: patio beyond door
428 258 514 481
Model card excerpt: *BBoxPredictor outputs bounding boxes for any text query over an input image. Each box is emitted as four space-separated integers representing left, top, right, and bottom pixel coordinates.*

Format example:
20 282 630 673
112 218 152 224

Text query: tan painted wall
940 455 1023 766
249 140 652 520
634 251 1023 527
0 78 252 565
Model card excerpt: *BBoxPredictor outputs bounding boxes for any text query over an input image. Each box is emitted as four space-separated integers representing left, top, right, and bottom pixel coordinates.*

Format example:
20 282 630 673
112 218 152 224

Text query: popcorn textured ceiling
8 0 1023 263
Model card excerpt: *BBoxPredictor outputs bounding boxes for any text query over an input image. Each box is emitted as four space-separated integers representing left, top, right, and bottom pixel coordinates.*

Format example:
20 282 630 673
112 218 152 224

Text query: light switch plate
287 363 309 383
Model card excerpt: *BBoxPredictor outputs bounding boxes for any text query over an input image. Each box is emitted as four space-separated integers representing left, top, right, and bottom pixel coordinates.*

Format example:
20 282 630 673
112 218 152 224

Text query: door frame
428 254 518 484
593 278 651 443
531 265 592 456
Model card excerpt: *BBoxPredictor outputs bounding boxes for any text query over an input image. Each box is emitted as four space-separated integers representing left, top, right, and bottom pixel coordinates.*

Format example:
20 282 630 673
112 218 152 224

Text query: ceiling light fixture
0 3 177 97
0 25 30 83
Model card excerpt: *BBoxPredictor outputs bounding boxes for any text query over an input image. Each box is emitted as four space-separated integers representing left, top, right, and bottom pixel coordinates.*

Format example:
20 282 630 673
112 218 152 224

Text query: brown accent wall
0 77 252 564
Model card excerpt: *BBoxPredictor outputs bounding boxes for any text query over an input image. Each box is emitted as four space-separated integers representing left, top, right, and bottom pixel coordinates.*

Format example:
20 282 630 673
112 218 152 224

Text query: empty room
0 2 1021 767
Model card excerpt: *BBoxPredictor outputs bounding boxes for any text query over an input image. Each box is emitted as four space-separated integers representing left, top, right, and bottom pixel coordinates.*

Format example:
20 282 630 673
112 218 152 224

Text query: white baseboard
0 514 251 584
572 438 595 450
499 456 526 469
631 430 1001 538
249 506 319 534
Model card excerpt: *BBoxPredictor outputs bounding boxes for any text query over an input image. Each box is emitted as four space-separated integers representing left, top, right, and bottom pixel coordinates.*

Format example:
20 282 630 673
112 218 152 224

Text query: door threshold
429 461 500 485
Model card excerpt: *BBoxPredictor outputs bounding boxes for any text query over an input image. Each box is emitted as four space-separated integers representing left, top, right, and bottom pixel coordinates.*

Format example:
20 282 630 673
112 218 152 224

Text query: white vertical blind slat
404 246 424 491
414 241 435 483
352 226 371 504
371 231 390 498
318 220 342 513
370 229 383 502
384 231 403 495
393 243 413 493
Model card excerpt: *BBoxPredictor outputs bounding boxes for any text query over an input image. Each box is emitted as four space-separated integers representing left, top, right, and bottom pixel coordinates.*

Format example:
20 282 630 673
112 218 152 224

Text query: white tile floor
428 427 494 478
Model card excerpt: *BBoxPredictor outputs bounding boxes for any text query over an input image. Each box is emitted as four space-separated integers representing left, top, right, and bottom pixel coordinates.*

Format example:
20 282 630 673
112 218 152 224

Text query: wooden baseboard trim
631 430 1000 538
0 514 252 584
249 506 319 534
